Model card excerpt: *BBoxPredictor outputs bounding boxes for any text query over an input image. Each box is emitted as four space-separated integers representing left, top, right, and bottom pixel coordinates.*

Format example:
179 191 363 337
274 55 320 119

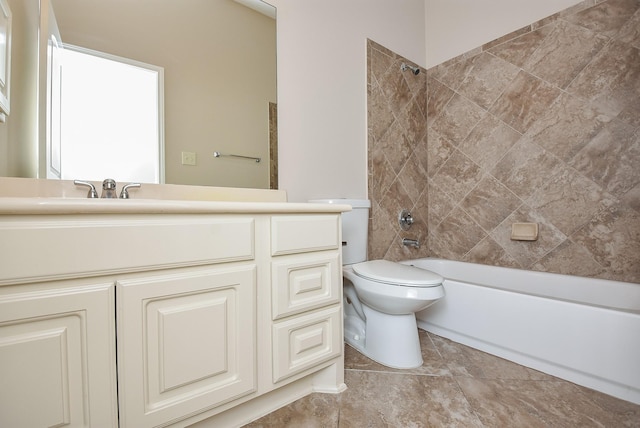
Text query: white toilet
311 199 445 369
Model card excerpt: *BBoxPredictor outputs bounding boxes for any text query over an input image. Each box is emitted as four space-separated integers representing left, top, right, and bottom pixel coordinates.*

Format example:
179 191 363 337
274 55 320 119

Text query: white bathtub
404 258 640 405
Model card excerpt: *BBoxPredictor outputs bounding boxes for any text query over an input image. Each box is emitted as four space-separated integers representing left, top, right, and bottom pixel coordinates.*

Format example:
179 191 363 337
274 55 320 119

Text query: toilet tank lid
309 198 371 208
352 260 444 286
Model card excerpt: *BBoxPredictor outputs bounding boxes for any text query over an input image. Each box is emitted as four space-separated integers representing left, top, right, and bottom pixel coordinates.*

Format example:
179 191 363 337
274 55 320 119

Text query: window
58 45 164 183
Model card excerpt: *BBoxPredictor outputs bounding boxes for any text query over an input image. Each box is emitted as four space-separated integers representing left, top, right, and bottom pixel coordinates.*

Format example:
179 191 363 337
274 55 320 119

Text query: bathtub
404 258 640 405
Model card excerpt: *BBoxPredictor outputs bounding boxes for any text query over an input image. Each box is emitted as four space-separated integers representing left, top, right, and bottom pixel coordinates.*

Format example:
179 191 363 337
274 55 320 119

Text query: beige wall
0 0 39 178
50 0 276 188
269 0 427 202
425 0 584 67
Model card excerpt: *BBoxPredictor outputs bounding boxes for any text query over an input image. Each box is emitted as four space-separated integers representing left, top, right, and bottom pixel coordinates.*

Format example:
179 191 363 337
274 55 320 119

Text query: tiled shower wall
368 0 640 283
367 41 430 261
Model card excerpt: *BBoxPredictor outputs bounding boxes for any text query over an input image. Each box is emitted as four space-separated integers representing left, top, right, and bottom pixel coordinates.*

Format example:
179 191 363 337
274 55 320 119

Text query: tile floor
246 330 640 427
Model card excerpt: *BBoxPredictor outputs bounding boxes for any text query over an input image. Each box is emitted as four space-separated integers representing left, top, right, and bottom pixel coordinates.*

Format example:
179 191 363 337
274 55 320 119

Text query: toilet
311 199 444 369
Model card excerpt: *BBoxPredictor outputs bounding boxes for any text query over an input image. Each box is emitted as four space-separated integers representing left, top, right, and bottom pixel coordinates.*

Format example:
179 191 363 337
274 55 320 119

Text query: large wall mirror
6 0 277 189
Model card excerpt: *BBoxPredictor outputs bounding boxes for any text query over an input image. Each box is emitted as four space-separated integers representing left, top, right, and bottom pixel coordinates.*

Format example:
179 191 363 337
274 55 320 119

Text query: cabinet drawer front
117 265 256 428
271 215 340 256
0 216 254 285
272 306 342 383
272 253 341 320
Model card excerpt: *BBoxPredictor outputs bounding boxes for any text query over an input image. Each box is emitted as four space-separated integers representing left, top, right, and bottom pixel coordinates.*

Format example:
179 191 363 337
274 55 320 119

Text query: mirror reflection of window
57 45 164 183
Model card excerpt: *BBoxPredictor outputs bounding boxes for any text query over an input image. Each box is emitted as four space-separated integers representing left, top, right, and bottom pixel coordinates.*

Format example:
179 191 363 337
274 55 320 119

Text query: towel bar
213 151 261 163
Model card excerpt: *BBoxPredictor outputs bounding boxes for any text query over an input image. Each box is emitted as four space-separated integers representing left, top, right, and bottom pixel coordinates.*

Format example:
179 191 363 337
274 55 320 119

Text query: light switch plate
181 151 197 166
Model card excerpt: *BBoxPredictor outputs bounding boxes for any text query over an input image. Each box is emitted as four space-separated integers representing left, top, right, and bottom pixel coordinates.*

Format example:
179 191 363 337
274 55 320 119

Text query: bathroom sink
0 177 286 201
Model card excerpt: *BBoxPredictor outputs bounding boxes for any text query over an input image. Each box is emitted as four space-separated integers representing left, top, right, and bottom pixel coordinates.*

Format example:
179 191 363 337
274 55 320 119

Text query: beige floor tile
456 377 630 428
246 331 640 427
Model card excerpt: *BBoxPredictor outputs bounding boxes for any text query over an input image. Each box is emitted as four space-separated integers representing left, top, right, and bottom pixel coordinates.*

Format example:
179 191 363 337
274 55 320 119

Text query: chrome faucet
75 179 142 198
119 183 141 199
101 179 117 198
74 180 99 198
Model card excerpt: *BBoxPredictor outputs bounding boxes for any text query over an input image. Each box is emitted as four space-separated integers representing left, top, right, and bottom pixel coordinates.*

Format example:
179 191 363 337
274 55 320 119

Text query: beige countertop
0 198 352 215
0 177 352 215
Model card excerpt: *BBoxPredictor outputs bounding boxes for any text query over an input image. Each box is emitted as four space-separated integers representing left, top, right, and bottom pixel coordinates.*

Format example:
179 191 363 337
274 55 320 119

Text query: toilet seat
352 260 443 287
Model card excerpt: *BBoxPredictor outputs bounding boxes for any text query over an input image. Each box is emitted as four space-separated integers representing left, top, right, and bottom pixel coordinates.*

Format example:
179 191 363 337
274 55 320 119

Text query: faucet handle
74 180 98 198
119 183 141 199
398 209 414 230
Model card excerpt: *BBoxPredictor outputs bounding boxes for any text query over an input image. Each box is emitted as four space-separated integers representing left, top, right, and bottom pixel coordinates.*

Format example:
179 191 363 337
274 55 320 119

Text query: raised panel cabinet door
117 265 257 428
0 282 118 427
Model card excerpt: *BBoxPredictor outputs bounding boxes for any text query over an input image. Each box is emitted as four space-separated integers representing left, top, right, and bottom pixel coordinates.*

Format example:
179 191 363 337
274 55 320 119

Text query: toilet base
344 313 366 349
344 304 423 369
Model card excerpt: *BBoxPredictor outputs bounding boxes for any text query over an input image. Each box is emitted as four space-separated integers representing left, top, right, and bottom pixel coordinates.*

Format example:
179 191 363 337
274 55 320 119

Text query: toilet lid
352 260 443 287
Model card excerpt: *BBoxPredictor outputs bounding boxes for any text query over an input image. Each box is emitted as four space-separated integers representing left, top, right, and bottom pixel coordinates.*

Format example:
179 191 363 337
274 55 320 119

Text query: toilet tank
309 199 370 265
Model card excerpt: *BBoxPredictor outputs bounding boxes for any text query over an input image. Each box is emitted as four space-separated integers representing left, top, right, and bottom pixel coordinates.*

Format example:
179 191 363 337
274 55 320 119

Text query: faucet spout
101 179 117 198
402 238 420 248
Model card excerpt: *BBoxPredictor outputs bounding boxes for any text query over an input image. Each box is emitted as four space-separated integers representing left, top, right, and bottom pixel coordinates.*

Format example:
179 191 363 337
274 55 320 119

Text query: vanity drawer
0 216 255 285
270 215 340 256
271 252 341 320
272 306 342 383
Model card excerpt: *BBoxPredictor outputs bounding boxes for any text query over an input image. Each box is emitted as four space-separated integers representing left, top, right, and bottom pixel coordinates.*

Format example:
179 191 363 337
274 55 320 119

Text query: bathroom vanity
0 183 349 427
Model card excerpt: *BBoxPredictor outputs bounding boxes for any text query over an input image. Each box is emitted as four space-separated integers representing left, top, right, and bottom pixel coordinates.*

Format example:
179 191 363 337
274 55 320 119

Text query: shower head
401 63 420 75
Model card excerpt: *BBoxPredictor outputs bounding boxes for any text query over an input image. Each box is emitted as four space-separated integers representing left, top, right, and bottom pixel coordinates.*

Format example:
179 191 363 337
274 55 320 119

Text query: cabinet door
0 282 118 427
117 265 256 428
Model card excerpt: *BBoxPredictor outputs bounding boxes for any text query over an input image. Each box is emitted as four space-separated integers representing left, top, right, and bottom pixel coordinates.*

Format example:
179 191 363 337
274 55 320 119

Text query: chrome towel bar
213 151 261 163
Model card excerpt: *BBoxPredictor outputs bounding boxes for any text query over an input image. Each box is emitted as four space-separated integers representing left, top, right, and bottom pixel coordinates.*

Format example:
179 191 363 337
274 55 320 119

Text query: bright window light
59 46 163 183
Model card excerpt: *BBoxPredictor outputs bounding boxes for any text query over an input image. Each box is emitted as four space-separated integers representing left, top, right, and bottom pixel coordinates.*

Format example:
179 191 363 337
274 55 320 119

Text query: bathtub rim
401 258 640 313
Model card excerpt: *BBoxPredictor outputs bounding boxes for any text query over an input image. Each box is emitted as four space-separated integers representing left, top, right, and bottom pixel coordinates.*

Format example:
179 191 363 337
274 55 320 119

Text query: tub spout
402 238 420 248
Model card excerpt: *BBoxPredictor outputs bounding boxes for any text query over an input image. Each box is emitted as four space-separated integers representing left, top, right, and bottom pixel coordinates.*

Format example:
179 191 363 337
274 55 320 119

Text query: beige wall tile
367 0 640 282
523 20 608 89
454 53 520 110
490 71 561 133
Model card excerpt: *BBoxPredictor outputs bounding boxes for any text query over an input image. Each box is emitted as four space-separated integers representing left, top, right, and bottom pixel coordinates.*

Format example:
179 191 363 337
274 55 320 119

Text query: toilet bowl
310 199 445 369
343 260 444 368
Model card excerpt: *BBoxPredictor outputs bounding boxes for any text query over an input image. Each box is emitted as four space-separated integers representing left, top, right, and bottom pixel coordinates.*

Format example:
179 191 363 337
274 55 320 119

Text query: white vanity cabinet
0 201 347 428
269 215 343 383
1 214 260 427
